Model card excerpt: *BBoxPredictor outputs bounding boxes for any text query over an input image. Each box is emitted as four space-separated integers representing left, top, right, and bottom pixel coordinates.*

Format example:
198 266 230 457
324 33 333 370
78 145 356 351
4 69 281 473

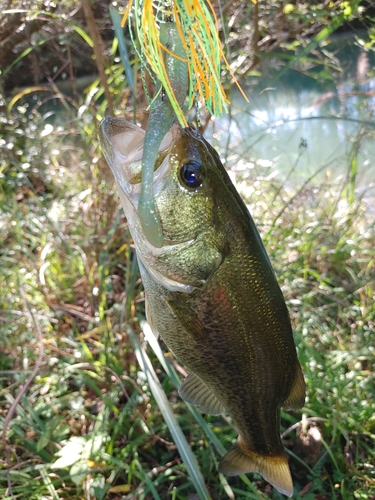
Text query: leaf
51 437 86 469
36 434 50 452
40 467 60 500
1 39 49 80
70 460 89 486
8 86 56 112
89 474 106 500
134 460 162 500
55 424 70 441
84 433 106 459
270 0 363 84
109 6 135 92
66 21 94 48
108 484 132 493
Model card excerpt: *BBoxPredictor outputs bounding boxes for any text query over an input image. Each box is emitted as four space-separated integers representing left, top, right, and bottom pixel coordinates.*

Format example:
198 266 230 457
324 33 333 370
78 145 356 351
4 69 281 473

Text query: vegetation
1 1 375 499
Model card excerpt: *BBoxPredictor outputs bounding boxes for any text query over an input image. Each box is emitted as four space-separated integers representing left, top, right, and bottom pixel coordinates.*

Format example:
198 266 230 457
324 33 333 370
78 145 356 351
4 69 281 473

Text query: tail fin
218 438 293 497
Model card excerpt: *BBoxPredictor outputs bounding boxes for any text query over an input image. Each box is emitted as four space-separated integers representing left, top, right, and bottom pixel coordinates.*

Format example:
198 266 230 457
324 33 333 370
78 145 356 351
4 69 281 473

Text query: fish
99 118 306 497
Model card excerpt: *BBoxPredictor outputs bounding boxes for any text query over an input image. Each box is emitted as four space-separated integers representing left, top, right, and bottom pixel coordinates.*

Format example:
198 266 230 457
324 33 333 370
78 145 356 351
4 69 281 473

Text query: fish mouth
99 117 183 245
100 117 179 193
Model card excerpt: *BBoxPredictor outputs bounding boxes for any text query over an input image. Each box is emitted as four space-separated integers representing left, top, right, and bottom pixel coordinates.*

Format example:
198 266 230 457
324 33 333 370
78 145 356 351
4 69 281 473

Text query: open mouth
100 117 178 189
100 117 186 249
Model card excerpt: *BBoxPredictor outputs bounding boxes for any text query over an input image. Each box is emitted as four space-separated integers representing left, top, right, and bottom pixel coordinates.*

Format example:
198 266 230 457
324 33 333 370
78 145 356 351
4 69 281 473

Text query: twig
81 0 114 115
70 362 130 402
2 286 44 499
48 302 95 322
281 417 329 439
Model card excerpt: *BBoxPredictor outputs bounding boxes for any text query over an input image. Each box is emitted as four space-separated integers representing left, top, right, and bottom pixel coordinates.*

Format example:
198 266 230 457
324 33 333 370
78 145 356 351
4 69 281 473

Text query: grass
1 66 375 500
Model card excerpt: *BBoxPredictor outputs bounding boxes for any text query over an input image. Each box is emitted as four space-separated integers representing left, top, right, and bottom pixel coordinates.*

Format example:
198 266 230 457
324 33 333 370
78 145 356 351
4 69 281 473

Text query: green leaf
84 433 106 458
89 474 106 500
271 0 363 84
52 437 86 468
134 460 162 500
36 434 50 452
70 460 89 486
40 468 60 500
67 21 94 48
109 6 135 91
1 39 49 79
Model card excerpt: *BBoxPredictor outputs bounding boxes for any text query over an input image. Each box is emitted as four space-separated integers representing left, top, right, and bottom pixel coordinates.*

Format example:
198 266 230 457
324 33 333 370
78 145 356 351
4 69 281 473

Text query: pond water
19 34 374 205
205 34 375 203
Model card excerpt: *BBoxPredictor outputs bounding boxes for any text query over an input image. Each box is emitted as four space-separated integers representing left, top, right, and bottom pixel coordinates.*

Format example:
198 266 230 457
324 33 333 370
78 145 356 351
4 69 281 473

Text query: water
19 34 375 205
205 35 375 202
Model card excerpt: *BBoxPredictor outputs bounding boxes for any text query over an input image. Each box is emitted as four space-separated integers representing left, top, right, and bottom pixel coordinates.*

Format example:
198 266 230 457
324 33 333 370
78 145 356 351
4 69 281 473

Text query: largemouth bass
99 118 306 497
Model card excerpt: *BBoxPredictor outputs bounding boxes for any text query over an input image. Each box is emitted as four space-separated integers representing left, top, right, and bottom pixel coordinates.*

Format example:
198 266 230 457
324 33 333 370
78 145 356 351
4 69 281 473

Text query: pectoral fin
219 437 293 497
282 361 306 411
166 295 208 344
179 373 225 415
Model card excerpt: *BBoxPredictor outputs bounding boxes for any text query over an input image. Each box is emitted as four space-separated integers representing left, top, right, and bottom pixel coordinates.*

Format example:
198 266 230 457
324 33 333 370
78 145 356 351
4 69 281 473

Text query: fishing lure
138 21 188 248
122 0 248 127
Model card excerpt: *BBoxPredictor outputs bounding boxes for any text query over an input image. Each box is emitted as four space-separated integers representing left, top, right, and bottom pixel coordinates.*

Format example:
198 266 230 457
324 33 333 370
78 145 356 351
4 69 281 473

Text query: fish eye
179 160 202 189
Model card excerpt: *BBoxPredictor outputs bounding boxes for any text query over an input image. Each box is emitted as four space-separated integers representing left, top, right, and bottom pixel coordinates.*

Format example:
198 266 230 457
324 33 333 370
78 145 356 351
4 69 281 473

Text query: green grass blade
127 326 212 500
134 459 162 500
141 320 226 456
67 21 94 48
141 320 181 387
1 39 48 79
40 467 60 500
109 6 135 92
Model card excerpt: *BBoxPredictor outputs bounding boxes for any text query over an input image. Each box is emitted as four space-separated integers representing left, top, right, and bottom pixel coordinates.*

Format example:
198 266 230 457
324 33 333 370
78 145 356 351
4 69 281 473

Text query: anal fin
218 437 293 497
283 361 306 411
179 373 225 415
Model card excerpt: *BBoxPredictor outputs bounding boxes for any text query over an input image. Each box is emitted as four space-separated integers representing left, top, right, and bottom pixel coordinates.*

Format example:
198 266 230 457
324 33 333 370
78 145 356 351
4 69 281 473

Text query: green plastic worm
138 22 188 248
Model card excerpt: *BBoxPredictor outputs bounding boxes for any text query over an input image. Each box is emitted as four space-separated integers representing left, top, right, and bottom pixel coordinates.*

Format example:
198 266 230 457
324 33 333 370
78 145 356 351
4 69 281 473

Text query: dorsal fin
166 297 208 343
283 361 306 411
